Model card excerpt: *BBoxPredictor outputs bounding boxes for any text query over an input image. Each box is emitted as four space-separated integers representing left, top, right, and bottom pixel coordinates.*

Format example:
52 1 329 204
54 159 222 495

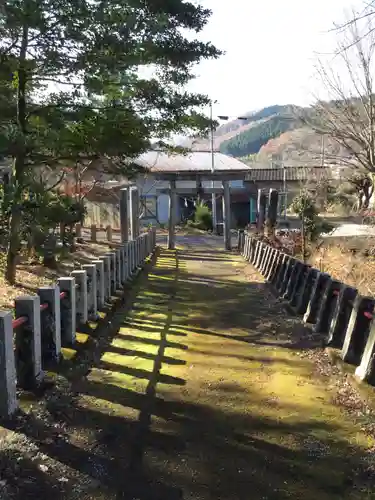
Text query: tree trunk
5 21 29 284
358 195 363 211
5 210 21 284
301 215 306 263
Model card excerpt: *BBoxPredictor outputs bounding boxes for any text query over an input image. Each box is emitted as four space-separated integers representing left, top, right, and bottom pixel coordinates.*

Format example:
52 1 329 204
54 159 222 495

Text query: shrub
194 201 212 231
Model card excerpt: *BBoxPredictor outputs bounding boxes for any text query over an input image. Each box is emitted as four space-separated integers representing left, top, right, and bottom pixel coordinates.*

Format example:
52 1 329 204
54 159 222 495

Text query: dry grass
309 238 375 296
0 239 115 311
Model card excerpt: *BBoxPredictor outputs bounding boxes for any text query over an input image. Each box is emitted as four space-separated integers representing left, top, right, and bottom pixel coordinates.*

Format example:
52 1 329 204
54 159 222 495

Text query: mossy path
19 239 375 499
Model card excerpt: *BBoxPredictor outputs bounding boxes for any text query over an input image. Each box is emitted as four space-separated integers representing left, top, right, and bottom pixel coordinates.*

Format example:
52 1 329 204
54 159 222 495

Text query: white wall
135 173 245 225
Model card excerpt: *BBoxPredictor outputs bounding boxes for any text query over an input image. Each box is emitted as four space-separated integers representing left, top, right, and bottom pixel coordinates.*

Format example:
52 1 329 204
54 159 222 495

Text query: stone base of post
58 277 77 345
0 312 18 417
15 296 43 389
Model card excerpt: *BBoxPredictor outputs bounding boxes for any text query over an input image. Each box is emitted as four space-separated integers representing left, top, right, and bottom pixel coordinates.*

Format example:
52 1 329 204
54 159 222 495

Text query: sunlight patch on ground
101 350 155 372
77 393 141 420
88 367 149 393
61 347 77 361
75 332 90 344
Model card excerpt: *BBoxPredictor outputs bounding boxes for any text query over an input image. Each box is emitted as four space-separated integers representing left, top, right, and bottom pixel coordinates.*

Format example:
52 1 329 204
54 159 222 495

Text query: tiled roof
135 150 250 173
245 166 331 182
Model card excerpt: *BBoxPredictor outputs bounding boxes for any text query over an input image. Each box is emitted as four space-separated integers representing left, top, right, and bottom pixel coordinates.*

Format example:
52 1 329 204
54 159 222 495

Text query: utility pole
320 134 325 167
282 162 287 220
210 101 217 233
209 103 248 234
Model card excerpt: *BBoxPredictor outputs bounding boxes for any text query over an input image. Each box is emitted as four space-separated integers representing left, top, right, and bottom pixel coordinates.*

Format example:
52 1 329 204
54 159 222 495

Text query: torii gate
150 169 250 251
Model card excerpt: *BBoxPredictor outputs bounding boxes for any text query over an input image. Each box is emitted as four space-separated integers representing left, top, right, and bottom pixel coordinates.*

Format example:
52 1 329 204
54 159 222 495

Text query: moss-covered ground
1 238 375 499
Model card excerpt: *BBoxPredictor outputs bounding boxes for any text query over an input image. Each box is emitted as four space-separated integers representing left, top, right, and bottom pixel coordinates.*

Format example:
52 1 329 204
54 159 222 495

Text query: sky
186 0 368 118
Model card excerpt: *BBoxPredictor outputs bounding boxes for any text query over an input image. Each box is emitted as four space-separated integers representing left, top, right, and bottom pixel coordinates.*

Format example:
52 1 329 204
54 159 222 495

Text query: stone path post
71 270 88 324
99 255 111 301
355 320 375 381
82 264 98 320
222 180 231 250
168 180 177 250
120 187 129 243
38 285 62 362
58 277 76 345
0 312 18 417
130 186 140 240
92 260 105 309
15 295 43 389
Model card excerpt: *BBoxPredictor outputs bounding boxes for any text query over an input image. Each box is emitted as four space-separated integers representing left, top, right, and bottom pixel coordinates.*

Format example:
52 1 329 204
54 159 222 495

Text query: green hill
219 113 300 157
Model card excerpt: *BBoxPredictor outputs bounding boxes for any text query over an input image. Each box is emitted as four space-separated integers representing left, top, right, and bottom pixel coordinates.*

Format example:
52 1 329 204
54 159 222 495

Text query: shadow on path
2 241 374 499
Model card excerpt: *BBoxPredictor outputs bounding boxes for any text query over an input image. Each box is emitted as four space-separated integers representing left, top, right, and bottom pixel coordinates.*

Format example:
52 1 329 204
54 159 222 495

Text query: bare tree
302 16 375 206
333 2 375 45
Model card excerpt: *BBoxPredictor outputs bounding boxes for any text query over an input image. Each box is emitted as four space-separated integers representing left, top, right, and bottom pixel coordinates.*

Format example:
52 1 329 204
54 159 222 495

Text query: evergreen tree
0 0 221 282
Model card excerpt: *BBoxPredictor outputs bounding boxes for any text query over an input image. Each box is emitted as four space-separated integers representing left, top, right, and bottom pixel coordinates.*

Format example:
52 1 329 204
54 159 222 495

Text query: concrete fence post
99 255 111 301
327 286 358 347
15 295 43 389
133 239 137 270
260 244 270 272
355 319 375 382
82 264 98 320
105 252 117 295
279 257 296 296
134 237 139 271
244 234 251 261
252 240 260 267
91 260 105 310
58 277 76 345
265 248 278 280
146 232 149 255
260 245 271 275
118 246 126 284
341 296 375 364
127 241 133 275
116 248 122 289
0 312 18 417
274 254 288 291
268 250 283 283
71 270 88 324
250 238 257 263
38 285 62 362
250 239 259 264
303 272 331 325
294 267 317 316
288 261 306 305
137 237 141 266
313 279 342 335
282 259 300 300
140 236 143 265
123 243 130 282
237 230 244 252
90 224 97 242
242 233 248 259
143 235 147 261
120 187 129 243
255 242 265 269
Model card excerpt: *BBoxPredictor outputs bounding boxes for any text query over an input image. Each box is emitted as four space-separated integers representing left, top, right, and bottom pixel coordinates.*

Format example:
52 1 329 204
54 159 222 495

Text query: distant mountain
191 104 301 155
254 126 351 167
